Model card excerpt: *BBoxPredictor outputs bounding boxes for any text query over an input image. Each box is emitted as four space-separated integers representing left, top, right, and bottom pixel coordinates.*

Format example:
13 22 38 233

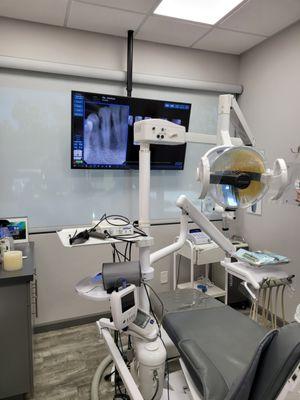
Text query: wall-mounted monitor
71 91 191 170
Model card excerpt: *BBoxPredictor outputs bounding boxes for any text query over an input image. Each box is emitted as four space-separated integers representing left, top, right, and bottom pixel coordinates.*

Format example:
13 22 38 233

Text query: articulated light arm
176 195 236 256
185 131 242 146
149 195 236 266
217 94 255 147
230 96 255 146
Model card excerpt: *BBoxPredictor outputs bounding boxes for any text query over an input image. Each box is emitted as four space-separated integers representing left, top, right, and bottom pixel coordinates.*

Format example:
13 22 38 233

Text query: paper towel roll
3 251 23 271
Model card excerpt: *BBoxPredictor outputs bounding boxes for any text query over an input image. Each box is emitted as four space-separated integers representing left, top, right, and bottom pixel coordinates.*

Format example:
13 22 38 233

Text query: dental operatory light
154 0 244 25
199 146 268 209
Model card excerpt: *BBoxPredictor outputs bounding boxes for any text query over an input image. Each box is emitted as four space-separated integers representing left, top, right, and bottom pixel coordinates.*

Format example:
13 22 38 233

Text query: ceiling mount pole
126 30 134 97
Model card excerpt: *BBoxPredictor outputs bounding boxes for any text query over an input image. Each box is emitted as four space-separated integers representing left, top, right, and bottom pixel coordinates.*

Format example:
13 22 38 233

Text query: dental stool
158 290 300 400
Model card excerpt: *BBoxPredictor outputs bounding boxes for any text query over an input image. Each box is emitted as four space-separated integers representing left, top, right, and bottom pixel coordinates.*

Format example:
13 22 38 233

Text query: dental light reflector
201 146 268 209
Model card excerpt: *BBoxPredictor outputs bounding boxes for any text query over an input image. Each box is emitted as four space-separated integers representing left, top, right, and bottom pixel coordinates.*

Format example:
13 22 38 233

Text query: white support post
138 143 153 312
139 143 151 233
217 94 233 146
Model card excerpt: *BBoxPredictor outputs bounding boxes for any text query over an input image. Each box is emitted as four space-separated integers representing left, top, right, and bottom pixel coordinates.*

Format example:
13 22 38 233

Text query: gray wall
0 17 240 84
238 21 300 321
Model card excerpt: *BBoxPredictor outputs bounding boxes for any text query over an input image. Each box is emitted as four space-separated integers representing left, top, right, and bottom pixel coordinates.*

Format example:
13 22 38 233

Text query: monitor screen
71 91 191 170
121 291 135 313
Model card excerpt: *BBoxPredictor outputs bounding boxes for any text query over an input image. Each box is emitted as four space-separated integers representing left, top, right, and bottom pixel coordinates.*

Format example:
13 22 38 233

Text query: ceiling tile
67 1 145 37
77 0 159 14
193 28 265 54
136 15 210 47
0 0 69 26
220 0 300 37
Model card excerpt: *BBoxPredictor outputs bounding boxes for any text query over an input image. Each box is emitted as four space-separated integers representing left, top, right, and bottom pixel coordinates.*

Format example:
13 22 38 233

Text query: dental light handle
176 195 236 256
271 158 288 200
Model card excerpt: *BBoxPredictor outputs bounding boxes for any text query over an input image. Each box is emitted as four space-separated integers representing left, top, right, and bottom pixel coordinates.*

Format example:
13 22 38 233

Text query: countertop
0 242 34 285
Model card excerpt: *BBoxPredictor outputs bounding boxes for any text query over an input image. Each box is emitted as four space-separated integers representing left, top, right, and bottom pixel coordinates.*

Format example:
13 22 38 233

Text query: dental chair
161 290 300 400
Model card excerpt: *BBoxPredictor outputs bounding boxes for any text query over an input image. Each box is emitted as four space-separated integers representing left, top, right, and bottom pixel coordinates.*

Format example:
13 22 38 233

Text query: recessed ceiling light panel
154 0 244 25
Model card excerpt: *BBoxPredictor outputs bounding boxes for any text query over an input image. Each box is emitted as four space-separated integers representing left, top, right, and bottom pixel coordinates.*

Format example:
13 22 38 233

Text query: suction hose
91 354 113 400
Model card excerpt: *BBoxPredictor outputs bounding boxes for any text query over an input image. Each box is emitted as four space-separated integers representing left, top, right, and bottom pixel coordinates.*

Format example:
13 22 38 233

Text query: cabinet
0 243 34 399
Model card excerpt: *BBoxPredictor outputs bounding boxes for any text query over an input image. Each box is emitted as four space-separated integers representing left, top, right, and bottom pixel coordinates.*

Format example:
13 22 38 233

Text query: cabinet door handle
35 278 38 318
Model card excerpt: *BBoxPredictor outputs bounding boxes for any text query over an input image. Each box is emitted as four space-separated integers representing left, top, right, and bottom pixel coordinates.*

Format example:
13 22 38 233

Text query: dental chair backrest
250 322 300 400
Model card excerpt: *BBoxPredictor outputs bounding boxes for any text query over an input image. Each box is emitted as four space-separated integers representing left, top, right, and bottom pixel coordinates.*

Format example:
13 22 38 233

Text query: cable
118 334 125 358
150 371 159 400
113 244 122 263
107 232 143 244
165 358 170 400
143 283 161 329
176 255 182 287
133 221 147 237
103 214 131 226
281 285 286 324
274 286 280 329
143 282 165 322
114 332 127 398
110 242 131 262
159 329 170 400
112 245 116 263
89 213 106 232
143 283 170 400
261 287 267 326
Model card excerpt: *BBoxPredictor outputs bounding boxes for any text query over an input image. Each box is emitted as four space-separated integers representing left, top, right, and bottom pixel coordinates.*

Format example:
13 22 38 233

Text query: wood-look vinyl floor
27 323 114 400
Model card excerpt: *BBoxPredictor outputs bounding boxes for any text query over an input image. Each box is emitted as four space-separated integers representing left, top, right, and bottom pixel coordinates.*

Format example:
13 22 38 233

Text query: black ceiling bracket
126 30 134 98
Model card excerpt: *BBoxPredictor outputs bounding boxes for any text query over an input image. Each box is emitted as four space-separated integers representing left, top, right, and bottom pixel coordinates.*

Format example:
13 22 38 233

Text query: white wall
0 17 240 85
238 21 300 321
0 17 241 325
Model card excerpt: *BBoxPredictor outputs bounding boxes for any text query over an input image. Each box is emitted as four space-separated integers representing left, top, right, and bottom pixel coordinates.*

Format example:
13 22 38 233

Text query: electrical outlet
160 270 168 284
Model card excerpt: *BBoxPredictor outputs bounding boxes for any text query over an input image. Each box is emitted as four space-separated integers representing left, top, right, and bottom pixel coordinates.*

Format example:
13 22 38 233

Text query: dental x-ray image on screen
71 91 191 170
83 103 129 166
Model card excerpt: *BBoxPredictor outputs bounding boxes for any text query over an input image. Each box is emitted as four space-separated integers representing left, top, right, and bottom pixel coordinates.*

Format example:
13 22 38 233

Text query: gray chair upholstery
250 323 300 400
162 291 300 400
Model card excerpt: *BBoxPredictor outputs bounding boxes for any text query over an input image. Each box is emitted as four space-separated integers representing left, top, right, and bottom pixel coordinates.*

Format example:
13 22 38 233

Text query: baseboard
33 311 110 333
